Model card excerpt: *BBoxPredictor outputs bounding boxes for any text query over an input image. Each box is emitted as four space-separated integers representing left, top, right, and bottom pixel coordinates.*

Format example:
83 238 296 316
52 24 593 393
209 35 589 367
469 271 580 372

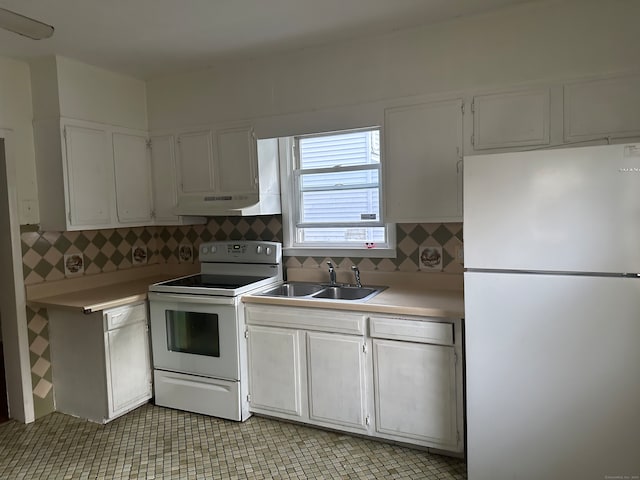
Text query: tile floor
0 404 467 479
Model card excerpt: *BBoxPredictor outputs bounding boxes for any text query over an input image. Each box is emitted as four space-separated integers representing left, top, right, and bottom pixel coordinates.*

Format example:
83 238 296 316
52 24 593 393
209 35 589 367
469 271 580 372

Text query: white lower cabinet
247 325 304 418
372 340 457 449
244 304 463 453
245 305 371 435
369 314 463 453
306 331 369 432
48 302 152 423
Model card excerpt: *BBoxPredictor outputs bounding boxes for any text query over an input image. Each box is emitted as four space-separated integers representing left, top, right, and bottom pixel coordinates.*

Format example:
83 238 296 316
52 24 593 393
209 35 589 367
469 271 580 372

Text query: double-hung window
282 127 395 257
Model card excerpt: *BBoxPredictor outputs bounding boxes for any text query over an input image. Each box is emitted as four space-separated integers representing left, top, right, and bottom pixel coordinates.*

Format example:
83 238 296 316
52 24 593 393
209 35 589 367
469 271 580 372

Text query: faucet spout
326 261 337 286
351 265 362 288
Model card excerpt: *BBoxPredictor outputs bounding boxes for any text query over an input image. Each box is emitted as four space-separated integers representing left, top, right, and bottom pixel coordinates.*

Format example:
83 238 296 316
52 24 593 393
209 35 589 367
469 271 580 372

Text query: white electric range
148 240 282 421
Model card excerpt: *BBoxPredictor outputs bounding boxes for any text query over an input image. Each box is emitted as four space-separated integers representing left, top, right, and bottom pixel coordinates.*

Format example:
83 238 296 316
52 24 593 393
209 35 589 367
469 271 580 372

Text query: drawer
369 315 454 346
105 302 147 330
245 304 365 335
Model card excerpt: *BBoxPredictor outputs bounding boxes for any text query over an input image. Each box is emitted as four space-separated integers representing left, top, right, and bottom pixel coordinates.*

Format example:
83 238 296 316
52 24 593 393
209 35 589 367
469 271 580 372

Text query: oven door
148 292 240 381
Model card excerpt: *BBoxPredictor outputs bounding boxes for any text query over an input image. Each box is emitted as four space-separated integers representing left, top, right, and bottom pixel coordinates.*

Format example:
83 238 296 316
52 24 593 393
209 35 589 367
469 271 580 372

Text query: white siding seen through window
292 129 388 246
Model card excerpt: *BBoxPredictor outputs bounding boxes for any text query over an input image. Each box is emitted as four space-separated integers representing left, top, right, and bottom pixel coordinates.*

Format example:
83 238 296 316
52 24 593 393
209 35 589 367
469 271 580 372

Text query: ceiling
0 0 536 79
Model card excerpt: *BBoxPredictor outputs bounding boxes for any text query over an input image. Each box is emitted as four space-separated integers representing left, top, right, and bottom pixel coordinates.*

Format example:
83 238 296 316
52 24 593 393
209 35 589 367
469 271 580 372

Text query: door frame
0 128 35 423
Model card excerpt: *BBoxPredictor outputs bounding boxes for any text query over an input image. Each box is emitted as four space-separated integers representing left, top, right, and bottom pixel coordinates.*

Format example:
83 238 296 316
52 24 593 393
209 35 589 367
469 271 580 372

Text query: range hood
176 191 281 216
174 137 281 217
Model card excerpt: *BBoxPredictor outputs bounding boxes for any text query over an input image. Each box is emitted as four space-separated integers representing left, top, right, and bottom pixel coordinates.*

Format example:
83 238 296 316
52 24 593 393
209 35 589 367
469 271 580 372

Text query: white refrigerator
463 143 640 480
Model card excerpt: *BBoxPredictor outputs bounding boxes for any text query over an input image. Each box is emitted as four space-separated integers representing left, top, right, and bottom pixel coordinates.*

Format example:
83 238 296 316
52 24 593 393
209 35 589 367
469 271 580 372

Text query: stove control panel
199 241 282 264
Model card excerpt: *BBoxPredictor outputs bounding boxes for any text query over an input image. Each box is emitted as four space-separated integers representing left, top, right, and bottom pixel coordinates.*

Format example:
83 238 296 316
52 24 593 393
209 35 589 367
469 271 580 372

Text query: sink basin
257 282 387 302
258 282 325 297
311 286 383 301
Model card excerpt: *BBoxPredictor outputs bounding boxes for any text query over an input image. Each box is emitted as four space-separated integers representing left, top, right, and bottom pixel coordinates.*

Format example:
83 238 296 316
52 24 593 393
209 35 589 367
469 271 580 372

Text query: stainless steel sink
256 282 386 302
258 282 325 297
311 286 381 301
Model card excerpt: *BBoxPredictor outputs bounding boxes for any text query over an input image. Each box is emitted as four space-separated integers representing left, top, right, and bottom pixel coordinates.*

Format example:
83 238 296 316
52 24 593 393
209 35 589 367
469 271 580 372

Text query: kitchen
1 0 640 478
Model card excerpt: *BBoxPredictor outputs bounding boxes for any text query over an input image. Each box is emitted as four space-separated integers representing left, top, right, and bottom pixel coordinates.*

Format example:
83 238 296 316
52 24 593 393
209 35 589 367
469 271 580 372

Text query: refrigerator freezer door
464 272 640 480
464 143 640 273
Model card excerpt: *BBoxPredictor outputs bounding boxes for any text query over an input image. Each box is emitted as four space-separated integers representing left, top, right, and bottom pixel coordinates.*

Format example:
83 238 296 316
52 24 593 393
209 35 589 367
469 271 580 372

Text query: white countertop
26 264 198 313
242 269 464 319
26 265 464 318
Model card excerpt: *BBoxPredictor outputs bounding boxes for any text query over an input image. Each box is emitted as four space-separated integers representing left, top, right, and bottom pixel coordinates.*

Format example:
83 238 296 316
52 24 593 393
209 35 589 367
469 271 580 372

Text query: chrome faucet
351 265 362 288
327 261 337 285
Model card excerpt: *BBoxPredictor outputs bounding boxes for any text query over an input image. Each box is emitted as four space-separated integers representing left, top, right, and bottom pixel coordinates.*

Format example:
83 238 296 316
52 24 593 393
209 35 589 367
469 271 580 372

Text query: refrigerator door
465 272 640 480
464 143 640 273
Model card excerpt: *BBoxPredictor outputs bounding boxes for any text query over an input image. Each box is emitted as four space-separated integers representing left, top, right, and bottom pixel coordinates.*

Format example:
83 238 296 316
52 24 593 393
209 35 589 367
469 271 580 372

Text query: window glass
292 128 389 248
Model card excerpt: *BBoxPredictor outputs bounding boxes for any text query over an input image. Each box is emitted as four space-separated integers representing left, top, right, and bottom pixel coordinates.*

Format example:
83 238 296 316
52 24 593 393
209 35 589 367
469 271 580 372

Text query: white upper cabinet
35 118 161 231
217 126 258 193
472 88 550 150
112 133 153 224
63 124 113 228
384 98 463 223
176 124 256 196
177 130 215 194
564 74 640 142
149 135 179 223
147 135 206 226
174 124 268 215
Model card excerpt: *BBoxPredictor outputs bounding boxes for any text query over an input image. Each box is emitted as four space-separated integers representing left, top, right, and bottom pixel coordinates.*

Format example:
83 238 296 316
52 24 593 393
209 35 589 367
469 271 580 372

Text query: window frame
279 128 396 258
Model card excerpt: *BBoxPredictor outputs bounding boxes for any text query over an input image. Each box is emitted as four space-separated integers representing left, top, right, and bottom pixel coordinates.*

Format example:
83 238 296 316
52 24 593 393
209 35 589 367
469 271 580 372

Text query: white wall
56 56 148 130
0 57 38 223
146 0 640 135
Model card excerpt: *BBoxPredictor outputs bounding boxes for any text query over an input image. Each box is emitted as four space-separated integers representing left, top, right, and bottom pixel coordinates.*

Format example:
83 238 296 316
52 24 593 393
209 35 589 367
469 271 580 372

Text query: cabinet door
150 135 180 223
177 130 214 193
105 321 152 416
113 132 153 224
64 124 112 227
217 126 257 193
384 98 463 222
472 89 550 149
564 74 640 141
373 339 458 449
306 332 368 432
247 326 304 417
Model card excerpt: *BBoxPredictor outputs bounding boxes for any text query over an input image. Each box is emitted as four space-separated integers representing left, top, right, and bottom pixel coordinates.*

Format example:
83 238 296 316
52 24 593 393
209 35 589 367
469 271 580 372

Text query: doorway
0 333 7 422
0 133 36 423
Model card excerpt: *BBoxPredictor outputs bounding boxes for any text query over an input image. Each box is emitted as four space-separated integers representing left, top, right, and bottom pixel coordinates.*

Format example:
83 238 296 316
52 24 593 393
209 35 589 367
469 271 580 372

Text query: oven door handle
148 292 236 305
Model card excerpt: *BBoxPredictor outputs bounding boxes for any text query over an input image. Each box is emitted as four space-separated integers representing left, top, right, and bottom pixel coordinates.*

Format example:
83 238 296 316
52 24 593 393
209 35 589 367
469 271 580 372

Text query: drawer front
245 304 365 335
105 302 147 330
369 315 454 345
154 370 241 421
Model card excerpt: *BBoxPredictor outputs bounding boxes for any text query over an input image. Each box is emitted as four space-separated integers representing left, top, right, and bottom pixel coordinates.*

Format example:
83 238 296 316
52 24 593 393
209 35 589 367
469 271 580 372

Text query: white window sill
283 247 397 258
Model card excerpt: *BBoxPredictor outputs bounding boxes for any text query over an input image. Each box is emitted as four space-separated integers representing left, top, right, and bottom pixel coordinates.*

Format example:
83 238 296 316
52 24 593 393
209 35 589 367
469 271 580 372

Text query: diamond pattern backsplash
284 223 463 274
20 216 462 419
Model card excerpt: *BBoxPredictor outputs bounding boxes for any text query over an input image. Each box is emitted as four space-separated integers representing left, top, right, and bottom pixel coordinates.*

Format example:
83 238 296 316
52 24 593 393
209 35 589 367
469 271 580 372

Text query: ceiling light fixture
0 7 54 40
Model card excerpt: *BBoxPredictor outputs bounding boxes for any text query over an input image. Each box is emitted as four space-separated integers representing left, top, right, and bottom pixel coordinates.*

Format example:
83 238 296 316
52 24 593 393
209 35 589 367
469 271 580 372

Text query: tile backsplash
20 215 462 419
21 217 462 284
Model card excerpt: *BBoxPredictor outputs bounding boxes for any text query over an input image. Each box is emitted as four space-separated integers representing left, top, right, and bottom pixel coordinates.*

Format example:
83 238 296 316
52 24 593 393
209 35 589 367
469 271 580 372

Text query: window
281 127 395 257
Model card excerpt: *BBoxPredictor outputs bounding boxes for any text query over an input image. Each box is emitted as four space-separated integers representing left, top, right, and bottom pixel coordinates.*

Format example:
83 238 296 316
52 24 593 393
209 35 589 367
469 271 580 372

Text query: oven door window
165 311 220 357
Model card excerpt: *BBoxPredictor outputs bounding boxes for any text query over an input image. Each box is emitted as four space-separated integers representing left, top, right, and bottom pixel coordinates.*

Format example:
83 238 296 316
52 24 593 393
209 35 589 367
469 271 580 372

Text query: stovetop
149 241 283 297
159 273 271 289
